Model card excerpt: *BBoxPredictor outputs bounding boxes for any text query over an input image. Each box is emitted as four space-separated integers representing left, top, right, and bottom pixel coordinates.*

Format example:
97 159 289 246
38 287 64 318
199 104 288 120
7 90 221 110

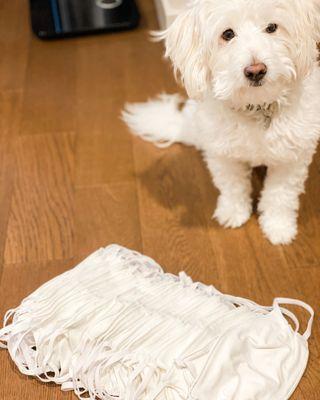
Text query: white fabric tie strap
0 245 315 400
273 297 315 341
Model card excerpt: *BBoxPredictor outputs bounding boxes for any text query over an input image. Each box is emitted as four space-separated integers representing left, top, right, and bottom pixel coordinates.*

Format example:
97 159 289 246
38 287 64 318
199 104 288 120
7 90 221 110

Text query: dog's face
162 0 320 106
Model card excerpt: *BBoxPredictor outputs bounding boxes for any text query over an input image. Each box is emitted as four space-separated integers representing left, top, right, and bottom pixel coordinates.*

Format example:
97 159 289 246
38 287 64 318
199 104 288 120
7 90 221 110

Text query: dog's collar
243 102 277 129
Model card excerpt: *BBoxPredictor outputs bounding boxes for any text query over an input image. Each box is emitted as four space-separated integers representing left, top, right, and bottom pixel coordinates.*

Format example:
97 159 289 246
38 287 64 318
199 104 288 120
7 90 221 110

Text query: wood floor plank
0 367 73 400
4 133 75 264
74 123 135 186
0 91 22 280
0 0 29 91
74 37 138 186
74 183 142 256
20 37 77 135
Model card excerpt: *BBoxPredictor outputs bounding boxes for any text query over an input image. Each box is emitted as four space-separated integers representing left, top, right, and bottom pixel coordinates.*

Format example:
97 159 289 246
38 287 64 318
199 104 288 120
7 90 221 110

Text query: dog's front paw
213 195 252 228
259 210 298 245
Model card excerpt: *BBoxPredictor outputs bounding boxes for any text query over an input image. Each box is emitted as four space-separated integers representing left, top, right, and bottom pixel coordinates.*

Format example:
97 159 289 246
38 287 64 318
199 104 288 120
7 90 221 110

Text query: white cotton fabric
0 245 314 400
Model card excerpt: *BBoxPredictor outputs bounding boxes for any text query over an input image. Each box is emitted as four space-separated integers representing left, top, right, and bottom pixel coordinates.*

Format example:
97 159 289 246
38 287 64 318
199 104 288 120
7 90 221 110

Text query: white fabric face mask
0 245 314 400
189 298 313 400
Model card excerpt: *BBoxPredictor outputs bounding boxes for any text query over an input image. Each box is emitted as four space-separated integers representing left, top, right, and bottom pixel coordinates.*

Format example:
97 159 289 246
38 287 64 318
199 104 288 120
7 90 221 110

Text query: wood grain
0 0 29 91
0 92 22 280
0 0 319 399
20 37 77 135
74 183 142 256
4 133 75 264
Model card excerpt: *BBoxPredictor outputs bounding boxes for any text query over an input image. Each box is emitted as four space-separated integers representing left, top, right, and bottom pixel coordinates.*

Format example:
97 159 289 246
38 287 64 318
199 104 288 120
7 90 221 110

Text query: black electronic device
30 0 140 39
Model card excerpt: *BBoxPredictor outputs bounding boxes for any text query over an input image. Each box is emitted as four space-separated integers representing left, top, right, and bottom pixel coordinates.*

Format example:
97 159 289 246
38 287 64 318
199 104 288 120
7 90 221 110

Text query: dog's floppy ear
308 0 320 42
293 0 320 76
158 5 211 99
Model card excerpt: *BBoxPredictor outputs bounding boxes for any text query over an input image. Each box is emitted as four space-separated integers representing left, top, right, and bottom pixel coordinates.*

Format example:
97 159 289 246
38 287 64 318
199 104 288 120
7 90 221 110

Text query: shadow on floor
136 145 267 227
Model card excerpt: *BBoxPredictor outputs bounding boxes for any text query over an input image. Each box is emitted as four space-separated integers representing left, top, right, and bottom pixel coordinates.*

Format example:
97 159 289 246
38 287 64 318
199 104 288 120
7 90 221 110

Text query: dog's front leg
258 162 309 245
206 156 253 228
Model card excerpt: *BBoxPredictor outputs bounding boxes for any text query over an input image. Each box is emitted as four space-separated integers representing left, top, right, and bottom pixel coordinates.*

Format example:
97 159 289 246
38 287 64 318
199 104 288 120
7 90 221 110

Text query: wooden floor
0 1 319 399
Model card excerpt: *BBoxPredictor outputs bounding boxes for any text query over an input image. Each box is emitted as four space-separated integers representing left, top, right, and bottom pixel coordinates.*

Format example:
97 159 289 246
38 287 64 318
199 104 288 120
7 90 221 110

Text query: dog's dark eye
266 23 278 33
222 29 235 41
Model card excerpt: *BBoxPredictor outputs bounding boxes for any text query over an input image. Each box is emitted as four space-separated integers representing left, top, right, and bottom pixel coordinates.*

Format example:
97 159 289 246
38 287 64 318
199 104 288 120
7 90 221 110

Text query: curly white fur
123 0 320 245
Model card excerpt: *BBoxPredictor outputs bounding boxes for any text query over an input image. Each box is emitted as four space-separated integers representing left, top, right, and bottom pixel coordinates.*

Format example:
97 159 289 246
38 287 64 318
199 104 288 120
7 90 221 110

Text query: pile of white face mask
0 245 314 399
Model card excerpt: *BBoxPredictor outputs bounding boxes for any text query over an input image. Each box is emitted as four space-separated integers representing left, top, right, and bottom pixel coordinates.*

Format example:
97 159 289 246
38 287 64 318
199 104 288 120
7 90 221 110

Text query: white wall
154 0 186 29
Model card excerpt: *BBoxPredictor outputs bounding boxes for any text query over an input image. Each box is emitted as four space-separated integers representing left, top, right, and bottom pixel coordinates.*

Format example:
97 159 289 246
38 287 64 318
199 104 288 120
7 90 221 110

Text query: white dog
123 0 320 245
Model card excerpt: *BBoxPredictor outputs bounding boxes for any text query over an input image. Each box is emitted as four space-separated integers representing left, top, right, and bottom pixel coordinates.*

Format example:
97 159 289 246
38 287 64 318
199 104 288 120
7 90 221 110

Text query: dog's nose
244 63 267 82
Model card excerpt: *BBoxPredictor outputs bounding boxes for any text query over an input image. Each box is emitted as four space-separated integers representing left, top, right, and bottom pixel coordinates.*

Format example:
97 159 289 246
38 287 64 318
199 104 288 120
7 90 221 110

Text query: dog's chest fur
198 71 320 167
